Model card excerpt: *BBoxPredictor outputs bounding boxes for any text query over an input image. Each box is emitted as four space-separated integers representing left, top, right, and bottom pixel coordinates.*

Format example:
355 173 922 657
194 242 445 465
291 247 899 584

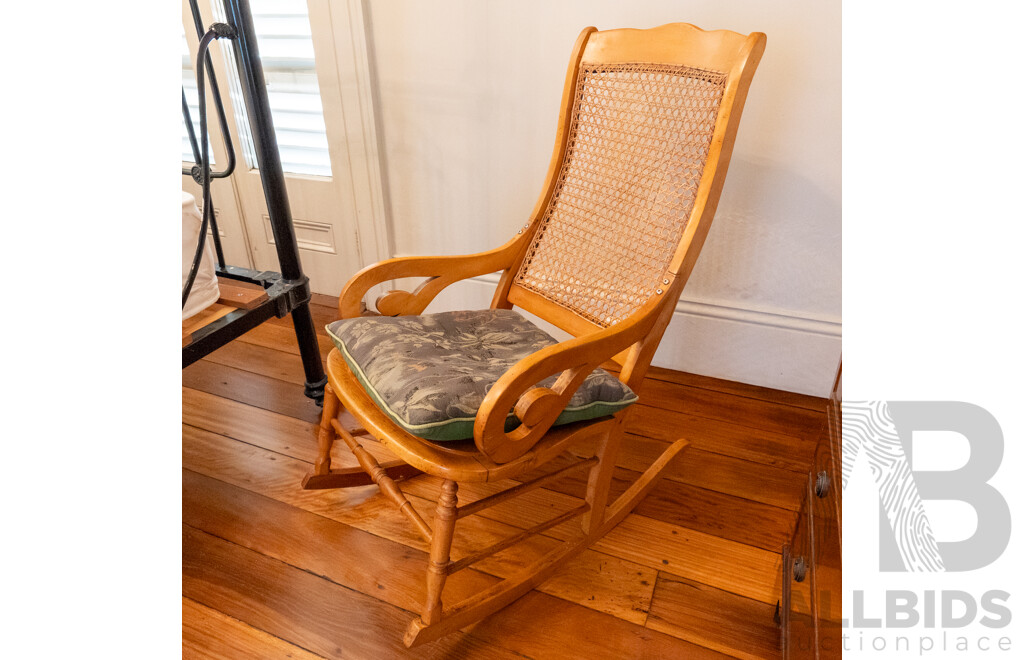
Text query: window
250 0 332 176
216 0 333 177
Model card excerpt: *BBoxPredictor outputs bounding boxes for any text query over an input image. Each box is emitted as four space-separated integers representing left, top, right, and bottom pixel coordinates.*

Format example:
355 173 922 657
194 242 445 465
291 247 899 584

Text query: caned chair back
503 25 765 347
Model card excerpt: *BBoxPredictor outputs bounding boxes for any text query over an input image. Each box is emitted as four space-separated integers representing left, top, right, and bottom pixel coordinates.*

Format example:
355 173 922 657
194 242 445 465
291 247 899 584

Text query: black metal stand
182 0 327 405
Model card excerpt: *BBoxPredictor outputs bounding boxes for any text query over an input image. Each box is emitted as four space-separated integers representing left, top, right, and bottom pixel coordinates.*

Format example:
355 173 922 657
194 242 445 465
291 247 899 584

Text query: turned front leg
314 385 340 476
422 479 459 626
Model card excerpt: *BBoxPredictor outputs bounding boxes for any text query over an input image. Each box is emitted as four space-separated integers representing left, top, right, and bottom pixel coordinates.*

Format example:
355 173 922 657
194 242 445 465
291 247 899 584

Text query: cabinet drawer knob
793 556 807 582
815 470 831 498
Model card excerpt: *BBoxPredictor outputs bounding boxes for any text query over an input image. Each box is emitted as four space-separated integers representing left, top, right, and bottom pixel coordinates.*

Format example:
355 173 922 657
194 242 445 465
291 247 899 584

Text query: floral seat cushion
326 309 638 442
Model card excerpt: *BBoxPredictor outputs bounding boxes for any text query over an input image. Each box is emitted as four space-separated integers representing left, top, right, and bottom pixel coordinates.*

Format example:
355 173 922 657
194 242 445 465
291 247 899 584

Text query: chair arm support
339 238 522 318
473 295 665 463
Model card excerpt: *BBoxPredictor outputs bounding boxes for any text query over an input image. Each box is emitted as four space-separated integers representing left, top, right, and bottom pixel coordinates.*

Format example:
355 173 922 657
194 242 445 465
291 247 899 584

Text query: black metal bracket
215 265 310 312
209 22 237 39
183 266 326 404
184 269 307 359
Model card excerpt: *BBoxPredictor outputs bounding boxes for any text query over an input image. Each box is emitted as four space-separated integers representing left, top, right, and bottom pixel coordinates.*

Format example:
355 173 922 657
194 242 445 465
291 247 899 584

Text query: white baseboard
653 298 841 397
419 273 841 398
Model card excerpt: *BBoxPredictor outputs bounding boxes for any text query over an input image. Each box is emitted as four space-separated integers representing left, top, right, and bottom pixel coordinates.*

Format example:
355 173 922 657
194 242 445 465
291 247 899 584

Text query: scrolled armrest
473 298 662 463
339 240 521 318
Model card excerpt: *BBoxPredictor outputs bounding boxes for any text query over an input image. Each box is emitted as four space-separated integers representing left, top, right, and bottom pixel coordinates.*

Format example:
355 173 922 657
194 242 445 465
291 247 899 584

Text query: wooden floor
183 294 827 660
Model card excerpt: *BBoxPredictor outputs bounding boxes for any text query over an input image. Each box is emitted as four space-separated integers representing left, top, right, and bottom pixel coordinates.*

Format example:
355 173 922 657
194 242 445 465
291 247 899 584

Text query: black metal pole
290 303 329 402
221 0 327 403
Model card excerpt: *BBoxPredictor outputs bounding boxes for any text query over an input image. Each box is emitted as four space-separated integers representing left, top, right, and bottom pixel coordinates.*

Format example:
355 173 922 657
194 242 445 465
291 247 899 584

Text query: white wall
361 0 841 396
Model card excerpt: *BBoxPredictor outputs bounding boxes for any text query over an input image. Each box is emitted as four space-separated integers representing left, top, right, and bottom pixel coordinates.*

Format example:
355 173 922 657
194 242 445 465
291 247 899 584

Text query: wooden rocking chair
304 23 766 647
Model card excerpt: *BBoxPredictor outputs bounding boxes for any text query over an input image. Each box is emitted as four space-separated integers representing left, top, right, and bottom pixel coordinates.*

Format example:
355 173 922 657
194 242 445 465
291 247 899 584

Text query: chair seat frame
303 23 766 647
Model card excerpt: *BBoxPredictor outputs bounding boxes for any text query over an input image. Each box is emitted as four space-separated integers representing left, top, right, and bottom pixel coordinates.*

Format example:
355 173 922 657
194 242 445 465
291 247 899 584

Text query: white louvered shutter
234 0 332 176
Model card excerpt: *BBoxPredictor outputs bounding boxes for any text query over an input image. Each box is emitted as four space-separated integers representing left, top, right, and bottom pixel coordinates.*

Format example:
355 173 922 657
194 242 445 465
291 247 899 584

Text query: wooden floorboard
517 454 795 552
202 341 311 387
183 525 524 660
623 405 817 473
182 295 825 658
235 321 335 360
635 378 824 440
182 360 321 423
182 423 660 620
641 364 827 412
647 574 782 660
183 597 323 660
183 469 499 620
